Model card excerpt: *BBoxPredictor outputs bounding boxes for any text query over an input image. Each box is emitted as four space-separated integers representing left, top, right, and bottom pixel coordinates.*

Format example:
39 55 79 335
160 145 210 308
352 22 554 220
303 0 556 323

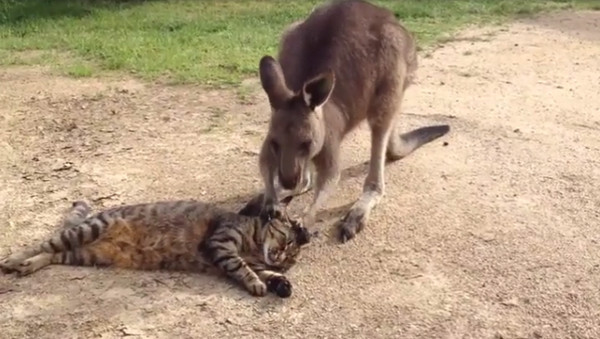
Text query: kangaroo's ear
301 69 335 111
259 56 292 110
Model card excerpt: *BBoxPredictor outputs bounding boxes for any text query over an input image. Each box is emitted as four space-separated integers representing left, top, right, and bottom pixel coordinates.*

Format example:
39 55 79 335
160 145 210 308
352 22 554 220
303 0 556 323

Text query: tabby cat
0 199 311 298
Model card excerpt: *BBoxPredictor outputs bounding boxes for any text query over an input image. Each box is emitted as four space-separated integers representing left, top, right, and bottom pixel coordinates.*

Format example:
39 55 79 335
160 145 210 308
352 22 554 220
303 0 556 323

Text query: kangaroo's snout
278 170 300 190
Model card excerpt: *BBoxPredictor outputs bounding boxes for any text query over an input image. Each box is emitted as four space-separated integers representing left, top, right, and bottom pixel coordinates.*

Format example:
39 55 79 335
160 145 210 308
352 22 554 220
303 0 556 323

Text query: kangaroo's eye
270 139 280 154
299 141 311 154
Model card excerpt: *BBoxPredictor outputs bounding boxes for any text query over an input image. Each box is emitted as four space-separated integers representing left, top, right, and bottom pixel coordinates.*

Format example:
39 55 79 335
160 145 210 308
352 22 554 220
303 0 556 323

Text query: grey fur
255 0 450 242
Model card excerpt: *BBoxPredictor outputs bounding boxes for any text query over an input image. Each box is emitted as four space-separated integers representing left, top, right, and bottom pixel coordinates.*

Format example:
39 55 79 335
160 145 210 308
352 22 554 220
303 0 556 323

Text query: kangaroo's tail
386 124 450 161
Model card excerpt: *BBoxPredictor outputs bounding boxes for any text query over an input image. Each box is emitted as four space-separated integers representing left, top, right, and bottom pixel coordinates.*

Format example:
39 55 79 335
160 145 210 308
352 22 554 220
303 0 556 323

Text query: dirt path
1 10 599 339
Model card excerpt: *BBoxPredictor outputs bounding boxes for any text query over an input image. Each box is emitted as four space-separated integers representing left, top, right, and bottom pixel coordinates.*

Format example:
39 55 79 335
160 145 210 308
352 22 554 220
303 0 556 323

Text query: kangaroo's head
259 55 335 190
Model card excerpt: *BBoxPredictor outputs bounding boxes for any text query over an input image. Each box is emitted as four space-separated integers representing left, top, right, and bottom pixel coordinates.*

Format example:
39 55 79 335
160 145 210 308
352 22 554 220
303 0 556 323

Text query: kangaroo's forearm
259 144 278 204
303 147 341 224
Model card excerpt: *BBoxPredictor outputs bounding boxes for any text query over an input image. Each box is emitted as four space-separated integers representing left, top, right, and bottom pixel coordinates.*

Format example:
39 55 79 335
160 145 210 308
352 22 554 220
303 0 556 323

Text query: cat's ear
259 210 272 226
238 193 264 217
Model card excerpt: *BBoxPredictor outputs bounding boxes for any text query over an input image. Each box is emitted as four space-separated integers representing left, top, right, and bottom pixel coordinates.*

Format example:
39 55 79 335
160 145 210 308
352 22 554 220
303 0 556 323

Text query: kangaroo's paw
338 207 367 243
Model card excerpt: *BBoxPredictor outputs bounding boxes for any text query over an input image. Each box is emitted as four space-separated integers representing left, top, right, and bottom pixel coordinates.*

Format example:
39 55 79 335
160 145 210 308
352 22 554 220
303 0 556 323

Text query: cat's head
261 216 311 270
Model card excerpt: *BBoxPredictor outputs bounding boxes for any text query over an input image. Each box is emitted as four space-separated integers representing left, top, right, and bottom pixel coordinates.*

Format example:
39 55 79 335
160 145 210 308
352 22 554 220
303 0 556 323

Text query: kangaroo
251 0 450 242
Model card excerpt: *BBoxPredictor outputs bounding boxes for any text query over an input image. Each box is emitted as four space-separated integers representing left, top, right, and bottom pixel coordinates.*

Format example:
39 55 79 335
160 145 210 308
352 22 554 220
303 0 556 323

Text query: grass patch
235 81 260 105
0 0 596 86
0 49 59 66
64 62 94 78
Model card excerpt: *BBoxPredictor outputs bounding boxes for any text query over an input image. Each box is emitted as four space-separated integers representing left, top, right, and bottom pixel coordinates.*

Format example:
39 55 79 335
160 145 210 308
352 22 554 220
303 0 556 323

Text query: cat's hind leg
5 246 115 276
0 248 42 274
1 200 93 273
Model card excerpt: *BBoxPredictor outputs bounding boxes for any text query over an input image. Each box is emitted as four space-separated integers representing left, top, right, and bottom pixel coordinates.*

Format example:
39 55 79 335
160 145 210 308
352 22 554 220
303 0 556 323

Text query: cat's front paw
266 275 292 298
247 279 268 297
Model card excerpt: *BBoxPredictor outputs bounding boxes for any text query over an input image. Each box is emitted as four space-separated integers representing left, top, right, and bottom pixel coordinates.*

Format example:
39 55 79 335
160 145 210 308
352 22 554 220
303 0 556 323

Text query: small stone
500 297 519 307
53 161 73 171
118 326 143 336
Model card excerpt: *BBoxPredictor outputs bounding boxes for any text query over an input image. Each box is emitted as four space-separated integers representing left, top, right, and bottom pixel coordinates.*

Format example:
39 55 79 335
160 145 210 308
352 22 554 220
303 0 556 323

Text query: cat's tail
40 208 113 253
61 200 92 228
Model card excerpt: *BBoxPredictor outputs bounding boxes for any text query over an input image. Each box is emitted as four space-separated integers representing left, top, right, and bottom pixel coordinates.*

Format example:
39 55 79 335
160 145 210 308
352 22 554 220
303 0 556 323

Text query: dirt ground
1 10 599 339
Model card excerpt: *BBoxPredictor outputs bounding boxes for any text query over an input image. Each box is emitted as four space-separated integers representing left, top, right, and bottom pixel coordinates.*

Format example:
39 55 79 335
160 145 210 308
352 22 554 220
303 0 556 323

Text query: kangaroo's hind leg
338 74 403 243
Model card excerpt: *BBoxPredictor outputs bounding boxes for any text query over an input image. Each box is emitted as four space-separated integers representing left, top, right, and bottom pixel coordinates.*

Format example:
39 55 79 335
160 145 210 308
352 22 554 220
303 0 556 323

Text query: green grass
65 62 94 77
0 0 597 86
